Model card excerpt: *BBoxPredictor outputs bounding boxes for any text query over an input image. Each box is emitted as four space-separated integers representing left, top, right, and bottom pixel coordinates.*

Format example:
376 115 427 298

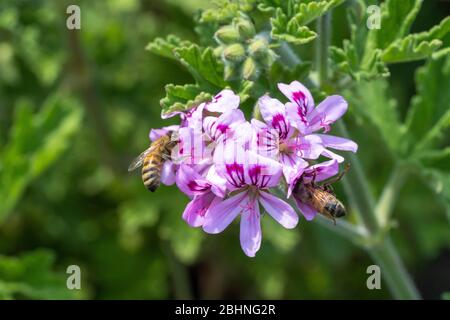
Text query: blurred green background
0 0 449 299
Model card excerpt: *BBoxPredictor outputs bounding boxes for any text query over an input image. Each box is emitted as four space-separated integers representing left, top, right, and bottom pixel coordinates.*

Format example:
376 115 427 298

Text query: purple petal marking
259 191 299 229
226 162 246 188
278 81 315 113
202 191 248 234
182 192 219 227
239 196 261 257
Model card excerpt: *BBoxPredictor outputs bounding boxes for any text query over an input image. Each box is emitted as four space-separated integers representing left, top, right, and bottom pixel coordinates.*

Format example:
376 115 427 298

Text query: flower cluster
151 81 357 257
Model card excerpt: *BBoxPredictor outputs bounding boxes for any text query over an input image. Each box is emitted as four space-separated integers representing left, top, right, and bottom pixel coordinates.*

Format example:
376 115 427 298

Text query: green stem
375 164 407 227
369 237 421 299
316 13 331 85
314 13 420 299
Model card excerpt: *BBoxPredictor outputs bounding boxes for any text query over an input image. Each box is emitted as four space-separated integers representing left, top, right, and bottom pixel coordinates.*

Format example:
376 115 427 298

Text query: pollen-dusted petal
239 196 261 257
259 191 299 229
202 191 248 234
204 89 240 113
294 199 317 221
314 134 358 153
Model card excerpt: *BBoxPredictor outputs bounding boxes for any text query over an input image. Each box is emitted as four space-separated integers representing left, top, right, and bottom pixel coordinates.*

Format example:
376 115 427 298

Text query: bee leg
332 217 336 225
324 184 335 195
325 163 350 185
311 170 317 187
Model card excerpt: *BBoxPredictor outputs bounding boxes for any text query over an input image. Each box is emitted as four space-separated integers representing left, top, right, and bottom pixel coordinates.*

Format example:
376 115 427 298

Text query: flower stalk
311 13 420 299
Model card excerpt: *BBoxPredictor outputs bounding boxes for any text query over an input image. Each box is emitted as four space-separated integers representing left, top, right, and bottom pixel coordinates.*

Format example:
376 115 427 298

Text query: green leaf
160 84 212 117
331 44 389 81
0 95 83 221
271 8 317 45
269 1 345 46
291 0 345 26
382 17 450 63
0 249 82 299
199 0 255 24
146 35 192 60
415 148 450 173
174 45 227 88
330 1 389 81
416 167 450 220
345 80 405 155
406 55 450 153
367 0 423 50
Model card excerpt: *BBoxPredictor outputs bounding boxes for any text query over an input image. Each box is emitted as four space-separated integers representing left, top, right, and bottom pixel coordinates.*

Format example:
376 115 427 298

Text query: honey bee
293 165 349 224
128 133 178 192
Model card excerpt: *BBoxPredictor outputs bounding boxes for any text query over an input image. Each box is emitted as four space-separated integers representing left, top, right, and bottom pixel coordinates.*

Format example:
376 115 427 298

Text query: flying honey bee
293 165 349 224
128 132 178 192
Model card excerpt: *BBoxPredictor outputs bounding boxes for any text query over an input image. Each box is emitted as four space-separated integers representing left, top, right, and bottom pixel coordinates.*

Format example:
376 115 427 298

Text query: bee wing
128 146 154 172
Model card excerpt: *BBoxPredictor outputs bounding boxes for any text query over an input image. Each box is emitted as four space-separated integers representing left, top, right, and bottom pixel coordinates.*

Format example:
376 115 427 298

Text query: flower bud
222 43 246 62
242 57 258 80
224 64 236 80
213 46 224 57
259 50 278 69
214 25 241 44
234 16 255 39
248 38 269 58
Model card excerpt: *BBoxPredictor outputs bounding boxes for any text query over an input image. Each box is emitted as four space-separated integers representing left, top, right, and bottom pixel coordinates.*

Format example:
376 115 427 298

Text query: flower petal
294 199 317 221
304 159 339 182
176 165 210 196
314 134 358 152
205 165 227 198
183 192 220 227
259 191 298 229
244 151 282 188
321 148 345 163
308 95 348 133
160 161 176 185
149 125 180 142
278 81 315 114
203 109 245 141
258 95 291 140
204 89 240 113
239 196 261 257
202 191 248 234
295 134 324 159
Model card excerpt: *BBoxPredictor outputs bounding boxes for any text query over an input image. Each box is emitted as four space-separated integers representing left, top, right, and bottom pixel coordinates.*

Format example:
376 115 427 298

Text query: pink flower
203 142 298 257
271 81 358 163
